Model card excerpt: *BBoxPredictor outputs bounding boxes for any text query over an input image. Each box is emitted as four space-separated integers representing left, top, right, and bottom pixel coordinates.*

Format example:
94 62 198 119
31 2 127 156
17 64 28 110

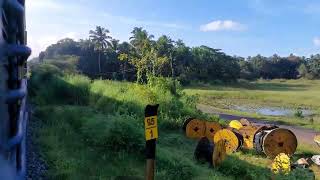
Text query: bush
46 55 79 74
157 148 197 180
80 114 145 152
63 75 91 105
294 107 303 118
29 62 91 105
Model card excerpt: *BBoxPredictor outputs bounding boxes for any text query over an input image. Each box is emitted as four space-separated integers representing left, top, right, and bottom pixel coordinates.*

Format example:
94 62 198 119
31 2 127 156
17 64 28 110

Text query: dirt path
198 104 320 150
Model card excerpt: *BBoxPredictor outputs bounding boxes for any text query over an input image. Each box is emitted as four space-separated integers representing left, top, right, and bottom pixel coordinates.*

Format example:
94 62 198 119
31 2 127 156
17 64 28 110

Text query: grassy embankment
29 62 315 179
185 79 320 131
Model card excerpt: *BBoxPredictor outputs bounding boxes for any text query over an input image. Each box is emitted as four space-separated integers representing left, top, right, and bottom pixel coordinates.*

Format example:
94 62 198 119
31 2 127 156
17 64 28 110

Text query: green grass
29 64 316 179
185 79 320 130
33 105 315 180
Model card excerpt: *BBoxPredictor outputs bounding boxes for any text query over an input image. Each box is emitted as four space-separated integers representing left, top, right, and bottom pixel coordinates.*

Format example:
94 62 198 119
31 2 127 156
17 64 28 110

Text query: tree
110 39 120 52
45 38 80 58
117 42 134 80
89 26 112 74
155 35 174 77
298 63 308 78
38 51 45 63
308 54 320 78
173 39 193 84
129 27 154 53
239 60 255 80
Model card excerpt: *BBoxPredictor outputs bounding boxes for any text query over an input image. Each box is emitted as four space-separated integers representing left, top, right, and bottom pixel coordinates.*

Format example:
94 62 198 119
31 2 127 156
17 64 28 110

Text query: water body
233 105 313 117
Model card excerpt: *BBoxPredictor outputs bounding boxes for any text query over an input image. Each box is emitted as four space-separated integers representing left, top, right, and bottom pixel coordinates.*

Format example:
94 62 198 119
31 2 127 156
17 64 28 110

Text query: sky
26 0 320 58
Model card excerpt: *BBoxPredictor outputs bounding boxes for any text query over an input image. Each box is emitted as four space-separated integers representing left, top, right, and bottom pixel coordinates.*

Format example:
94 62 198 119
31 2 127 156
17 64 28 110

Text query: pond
233 105 314 117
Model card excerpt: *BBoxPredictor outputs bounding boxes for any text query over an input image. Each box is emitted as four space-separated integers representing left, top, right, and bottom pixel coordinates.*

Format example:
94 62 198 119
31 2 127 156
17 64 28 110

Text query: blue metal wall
0 0 31 179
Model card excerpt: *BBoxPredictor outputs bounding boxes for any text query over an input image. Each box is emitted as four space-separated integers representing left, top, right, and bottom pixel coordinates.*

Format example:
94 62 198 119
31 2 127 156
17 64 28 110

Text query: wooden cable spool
239 125 265 149
183 118 206 139
205 121 222 140
214 129 243 154
239 126 258 149
194 137 213 164
212 140 227 167
314 134 320 148
183 118 222 140
239 118 252 127
229 120 243 130
254 127 297 158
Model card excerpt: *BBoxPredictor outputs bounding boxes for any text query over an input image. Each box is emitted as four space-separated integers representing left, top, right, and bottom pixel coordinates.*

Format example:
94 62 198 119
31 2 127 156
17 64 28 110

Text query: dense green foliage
32 26 320 84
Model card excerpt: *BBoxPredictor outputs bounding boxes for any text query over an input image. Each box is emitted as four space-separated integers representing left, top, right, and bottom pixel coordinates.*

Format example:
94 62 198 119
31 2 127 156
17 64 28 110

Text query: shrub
294 107 303 118
80 114 145 152
63 75 91 105
157 148 197 180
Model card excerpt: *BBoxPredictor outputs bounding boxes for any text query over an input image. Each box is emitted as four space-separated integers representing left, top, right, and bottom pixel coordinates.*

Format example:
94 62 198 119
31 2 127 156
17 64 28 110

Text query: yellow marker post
144 105 159 180
144 116 158 141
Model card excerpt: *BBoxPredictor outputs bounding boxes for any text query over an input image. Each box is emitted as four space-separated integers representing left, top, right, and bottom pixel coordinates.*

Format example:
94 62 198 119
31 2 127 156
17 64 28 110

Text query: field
29 63 318 179
185 79 320 131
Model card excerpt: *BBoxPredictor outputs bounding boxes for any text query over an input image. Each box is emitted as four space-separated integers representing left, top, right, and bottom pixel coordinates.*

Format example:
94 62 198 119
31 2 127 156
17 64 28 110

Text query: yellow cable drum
205 121 222 140
183 118 222 140
212 140 227 167
314 134 320 147
239 118 252 127
239 125 265 149
183 118 206 139
229 120 243 130
214 129 243 154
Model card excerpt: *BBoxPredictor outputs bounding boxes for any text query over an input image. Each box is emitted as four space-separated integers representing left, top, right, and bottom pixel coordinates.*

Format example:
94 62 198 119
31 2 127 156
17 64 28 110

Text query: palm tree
89 26 112 74
110 39 120 53
129 27 154 53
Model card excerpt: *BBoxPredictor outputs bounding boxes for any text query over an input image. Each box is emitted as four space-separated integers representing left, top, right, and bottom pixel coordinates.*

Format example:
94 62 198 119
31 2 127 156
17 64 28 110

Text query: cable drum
233 129 244 150
254 129 269 154
214 129 243 154
254 127 297 158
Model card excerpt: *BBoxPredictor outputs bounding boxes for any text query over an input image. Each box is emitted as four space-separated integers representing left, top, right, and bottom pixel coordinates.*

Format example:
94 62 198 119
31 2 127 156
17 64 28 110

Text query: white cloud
314 37 320 46
200 20 246 32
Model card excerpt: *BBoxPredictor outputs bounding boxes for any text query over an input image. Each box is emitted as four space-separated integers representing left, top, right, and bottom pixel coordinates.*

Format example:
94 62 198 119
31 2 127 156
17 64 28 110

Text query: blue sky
26 0 320 58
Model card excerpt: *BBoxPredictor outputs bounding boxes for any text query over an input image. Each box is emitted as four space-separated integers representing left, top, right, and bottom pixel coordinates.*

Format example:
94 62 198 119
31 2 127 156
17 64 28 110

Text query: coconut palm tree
89 26 112 74
129 27 154 53
110 39 120 53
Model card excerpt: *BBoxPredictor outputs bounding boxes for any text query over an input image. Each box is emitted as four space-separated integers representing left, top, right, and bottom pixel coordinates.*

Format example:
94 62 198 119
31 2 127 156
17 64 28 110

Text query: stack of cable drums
183 118 222 140
183 118 298 166
233 119 297 158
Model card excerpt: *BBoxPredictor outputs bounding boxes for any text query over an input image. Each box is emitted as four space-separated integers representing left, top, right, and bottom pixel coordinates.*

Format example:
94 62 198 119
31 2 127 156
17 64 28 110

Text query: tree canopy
37 26 320 84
